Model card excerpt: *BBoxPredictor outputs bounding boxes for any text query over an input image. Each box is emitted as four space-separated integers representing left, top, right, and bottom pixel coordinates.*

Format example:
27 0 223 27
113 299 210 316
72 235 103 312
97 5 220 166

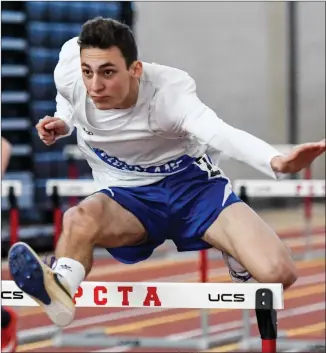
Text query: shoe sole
8 242 75 327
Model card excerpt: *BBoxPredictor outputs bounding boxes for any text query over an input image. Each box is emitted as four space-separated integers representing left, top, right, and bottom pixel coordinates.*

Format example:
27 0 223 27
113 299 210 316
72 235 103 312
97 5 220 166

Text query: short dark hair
78 17 138 68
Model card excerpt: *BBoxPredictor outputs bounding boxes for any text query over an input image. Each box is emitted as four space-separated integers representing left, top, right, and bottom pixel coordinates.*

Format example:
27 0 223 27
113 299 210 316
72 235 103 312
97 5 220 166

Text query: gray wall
135 2 325 180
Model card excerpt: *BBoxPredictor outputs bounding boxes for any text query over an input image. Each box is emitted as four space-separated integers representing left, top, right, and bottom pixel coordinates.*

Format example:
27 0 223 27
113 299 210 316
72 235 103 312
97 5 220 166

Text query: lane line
286 322 325 337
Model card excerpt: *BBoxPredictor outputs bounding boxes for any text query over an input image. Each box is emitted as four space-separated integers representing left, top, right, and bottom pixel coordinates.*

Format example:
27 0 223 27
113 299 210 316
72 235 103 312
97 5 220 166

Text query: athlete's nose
90 75 105 93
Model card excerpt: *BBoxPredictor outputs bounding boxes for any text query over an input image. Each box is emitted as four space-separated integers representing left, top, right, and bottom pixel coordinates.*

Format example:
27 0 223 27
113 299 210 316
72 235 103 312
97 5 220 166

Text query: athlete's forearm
53 92 75 140
183 102 284 179
208 124 284 179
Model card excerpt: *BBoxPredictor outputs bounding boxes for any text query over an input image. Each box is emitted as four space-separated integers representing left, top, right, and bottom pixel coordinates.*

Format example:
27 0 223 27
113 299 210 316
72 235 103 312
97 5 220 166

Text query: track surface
2 210 325 353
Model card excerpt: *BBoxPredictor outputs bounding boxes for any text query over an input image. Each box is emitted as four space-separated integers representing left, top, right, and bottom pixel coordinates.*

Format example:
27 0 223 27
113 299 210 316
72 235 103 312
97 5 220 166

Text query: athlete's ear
130 61 143 79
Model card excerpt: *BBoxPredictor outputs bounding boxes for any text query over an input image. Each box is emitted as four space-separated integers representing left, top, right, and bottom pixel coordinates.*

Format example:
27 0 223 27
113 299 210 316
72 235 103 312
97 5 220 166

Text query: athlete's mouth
92 96 110 102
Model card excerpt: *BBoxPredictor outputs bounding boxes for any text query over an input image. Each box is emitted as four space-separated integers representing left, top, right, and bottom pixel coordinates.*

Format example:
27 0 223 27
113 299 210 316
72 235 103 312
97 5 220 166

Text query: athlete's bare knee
259 257 297 289
62 199 105 244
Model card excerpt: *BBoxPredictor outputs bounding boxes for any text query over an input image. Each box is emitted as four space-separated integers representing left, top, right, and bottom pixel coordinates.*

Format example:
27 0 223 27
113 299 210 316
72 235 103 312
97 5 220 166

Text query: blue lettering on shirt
92 148 195 174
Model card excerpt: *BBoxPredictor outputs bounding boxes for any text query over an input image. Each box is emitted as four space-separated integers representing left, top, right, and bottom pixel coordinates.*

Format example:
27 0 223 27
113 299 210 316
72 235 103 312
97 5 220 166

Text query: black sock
1 307 11 328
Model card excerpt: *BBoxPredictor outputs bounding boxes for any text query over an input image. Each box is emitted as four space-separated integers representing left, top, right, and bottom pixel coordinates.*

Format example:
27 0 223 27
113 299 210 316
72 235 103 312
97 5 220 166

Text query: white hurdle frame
1 180 23 198
2 279 283 352
1 180 23 245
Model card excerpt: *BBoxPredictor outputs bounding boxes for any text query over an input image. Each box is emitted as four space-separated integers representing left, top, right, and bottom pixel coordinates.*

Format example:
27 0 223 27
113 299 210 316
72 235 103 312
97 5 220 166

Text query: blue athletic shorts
98 155 242 264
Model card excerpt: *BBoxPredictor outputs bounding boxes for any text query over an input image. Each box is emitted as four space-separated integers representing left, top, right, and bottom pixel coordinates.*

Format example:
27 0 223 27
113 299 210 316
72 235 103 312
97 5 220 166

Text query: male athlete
9 17 325 327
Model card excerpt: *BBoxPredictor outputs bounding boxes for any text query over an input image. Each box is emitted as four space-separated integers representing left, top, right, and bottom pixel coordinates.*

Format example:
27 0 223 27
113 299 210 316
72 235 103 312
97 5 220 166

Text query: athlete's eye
104 70 115 77
83 70 92 77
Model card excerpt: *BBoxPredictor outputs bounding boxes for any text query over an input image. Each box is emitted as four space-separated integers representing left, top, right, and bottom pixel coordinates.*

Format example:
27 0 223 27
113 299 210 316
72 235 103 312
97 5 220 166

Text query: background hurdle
1 180 23 247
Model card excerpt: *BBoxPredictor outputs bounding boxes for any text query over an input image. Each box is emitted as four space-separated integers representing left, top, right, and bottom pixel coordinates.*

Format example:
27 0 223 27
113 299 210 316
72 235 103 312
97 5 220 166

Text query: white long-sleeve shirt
53 37 284 189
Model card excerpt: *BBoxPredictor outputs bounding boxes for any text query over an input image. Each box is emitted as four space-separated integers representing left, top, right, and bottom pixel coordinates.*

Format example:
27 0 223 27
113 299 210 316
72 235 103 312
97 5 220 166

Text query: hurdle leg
255 288 277 353
67 156 79 207
303 167 313 259
199 250 210 345
51 186 62 248
256 309 277 353
8 186 19 246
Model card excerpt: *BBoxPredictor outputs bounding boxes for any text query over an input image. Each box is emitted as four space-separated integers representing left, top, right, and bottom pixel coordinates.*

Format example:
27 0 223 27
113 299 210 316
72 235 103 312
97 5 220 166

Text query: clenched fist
36 116 69 146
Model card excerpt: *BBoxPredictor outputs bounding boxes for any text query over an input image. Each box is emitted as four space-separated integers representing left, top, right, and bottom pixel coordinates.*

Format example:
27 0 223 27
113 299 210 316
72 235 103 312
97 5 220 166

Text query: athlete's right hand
36 116 69 146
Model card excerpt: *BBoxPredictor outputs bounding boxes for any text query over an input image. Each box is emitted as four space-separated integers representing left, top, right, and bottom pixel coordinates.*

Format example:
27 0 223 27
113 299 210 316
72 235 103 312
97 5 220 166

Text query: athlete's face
80 46 142 110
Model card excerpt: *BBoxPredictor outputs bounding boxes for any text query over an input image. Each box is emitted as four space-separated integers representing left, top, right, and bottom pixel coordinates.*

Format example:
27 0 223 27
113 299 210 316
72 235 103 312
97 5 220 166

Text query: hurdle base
18 327 60 345
239 336 326 352
52 328 243 350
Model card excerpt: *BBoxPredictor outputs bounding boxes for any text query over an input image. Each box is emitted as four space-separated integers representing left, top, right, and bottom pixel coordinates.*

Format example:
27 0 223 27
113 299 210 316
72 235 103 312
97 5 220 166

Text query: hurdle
2 279 283 352
1 180 23 246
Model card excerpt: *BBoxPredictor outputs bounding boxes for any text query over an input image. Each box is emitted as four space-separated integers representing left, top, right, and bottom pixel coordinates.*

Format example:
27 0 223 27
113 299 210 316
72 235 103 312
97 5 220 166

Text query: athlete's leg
167 155 297 289
55 192 146 276
8 192 147 327
201 202 297 289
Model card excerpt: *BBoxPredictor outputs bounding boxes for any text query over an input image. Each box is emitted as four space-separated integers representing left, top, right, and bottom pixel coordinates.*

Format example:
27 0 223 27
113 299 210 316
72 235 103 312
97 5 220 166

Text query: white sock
52 257 86 297
222 252 257 283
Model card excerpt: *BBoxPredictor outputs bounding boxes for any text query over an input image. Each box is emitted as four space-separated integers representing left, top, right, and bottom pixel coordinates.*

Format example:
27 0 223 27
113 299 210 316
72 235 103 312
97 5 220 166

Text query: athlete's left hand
271 139 326 174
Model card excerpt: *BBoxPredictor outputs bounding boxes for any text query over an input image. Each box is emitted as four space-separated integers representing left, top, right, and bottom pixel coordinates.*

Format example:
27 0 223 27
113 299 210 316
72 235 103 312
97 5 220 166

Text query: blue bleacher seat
45 2 121 23
28 22 80 49
87 2 121 21
30 101 56 121
67 3 88 23
49 23 81 49
30 74 56 100
26 1 48 21
47 2 67 22
27 22 50 47
29 48 59 73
